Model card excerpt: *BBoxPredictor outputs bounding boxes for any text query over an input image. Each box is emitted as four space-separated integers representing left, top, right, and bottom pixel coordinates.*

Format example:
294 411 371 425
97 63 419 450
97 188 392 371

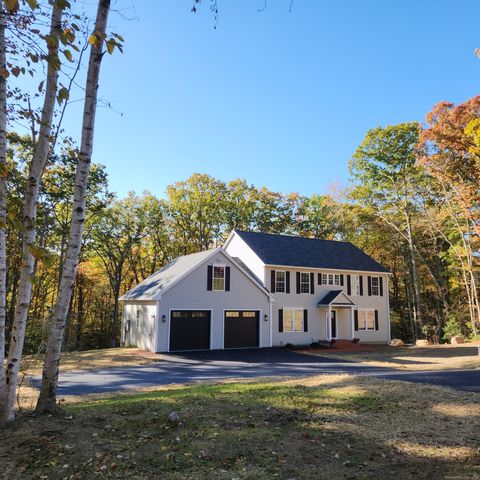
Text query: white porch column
350 306 355 340
327 305 332 340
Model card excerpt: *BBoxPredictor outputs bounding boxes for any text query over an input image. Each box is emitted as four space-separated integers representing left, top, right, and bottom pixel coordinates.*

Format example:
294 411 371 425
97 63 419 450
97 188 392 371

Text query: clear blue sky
64 0 480 198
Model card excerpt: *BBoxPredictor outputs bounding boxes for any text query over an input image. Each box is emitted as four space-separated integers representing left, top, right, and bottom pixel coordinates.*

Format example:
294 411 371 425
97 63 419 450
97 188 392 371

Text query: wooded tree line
4 97 480 360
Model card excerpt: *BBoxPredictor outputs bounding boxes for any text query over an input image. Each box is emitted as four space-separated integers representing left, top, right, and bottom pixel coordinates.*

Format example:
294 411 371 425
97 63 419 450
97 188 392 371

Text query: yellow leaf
25 0 37 9
63 49 73 62
88 34 97 46
5 0 19 12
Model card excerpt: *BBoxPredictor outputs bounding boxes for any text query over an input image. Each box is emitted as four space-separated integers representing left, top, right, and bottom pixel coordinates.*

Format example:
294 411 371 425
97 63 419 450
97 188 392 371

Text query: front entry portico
317 290 357 341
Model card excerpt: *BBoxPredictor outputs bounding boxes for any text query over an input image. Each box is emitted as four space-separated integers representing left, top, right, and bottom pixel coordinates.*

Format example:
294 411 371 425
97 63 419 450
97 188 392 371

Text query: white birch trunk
35 0 111 413
0 3 63 424
0 3 7 393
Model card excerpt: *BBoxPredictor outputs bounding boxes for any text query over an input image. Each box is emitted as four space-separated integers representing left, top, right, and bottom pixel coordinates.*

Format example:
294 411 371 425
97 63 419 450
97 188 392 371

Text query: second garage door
170 310 211 351
224 310 259 349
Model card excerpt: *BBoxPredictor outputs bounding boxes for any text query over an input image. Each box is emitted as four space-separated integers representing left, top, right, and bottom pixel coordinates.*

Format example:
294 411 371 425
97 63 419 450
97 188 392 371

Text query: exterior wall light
264 314 268 322
162 314 166 323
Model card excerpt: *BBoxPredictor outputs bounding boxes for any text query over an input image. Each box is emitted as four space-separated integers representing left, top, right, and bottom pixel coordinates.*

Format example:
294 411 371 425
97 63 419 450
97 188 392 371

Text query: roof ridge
234 229 352 244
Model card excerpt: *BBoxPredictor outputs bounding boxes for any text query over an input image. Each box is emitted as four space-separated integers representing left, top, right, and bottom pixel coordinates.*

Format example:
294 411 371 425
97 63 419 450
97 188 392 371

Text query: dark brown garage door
170 310 211 351
224 311 259 349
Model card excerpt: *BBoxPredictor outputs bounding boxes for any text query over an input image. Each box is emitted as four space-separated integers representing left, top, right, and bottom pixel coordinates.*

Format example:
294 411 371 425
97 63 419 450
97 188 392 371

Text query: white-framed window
300 272 310 293
275 270 286 293
351 275 360 296
213 265 225 291
283 308 304 332
371 276 380 296
321 273 341 286
358 309 375 330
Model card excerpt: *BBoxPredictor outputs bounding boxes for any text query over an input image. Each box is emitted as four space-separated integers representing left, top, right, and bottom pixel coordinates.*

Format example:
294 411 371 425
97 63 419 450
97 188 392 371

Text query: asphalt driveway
31 348 480 396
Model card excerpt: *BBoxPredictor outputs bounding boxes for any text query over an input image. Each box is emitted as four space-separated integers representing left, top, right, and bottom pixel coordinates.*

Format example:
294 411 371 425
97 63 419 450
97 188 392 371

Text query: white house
120 230 390 352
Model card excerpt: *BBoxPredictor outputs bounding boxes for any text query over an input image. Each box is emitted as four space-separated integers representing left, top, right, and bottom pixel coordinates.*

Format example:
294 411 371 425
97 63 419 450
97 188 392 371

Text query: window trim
371 276 380 296
275 270 286 293
212 264 226 291
321 273 341 286
282 308 305 332
300 272 310 294
357 308 376 331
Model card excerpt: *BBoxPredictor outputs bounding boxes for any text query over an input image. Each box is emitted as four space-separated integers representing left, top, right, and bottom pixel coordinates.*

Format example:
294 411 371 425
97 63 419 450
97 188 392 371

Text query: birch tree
0 0 65 424
0 1 7 396
35 0 114 413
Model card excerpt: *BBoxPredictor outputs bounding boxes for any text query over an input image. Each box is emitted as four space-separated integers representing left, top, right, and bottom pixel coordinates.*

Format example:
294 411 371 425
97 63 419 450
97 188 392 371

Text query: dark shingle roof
316 290 355 306
234 230 388 273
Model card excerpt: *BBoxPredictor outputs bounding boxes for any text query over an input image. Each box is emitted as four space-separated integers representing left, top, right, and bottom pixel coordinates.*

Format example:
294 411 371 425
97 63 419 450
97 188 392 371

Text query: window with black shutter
347 275 351 295
304 309 308 332
278 309 284 332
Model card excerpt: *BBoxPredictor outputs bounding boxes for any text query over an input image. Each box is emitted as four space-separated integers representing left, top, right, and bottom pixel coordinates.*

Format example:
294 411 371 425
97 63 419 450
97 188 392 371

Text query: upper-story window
213 266 225 291
136 309 141 327
371 276 380 296
321 273 341 286
351 275 360 296
275 271 286 293
300 272 310 293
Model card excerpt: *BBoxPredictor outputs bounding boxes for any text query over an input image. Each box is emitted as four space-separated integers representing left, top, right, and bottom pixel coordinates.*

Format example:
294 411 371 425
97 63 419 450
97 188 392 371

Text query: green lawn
2 375 479 479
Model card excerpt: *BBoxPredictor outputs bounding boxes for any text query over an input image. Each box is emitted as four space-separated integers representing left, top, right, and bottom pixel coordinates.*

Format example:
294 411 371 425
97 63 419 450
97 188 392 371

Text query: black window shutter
380 277 384 296
347 275 351 295
318 273 321 285
359 276 364 296
310 273 314 294
278 309 284 332
354 310 358 331
340 274 344 286
286 272 290 293
296 272 301 294
225 266 231 291
368 276 372 296
304 309 308 332
270 270 276 293
375 310 379 330
207 265 213 291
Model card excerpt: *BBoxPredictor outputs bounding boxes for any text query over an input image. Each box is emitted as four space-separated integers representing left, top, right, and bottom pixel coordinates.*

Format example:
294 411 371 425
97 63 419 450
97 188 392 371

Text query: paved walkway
30 348 480 396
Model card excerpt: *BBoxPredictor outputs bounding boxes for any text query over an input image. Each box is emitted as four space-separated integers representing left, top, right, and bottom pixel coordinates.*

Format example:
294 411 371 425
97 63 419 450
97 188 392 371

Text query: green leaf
57 87 69 105
63 49 73 62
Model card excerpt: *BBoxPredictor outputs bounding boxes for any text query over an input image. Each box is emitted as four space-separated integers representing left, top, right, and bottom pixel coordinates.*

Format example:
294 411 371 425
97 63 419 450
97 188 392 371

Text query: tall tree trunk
0 2 7 395
75 274 85 349
404 211 423 334
36 0 111 414
0 3 64 424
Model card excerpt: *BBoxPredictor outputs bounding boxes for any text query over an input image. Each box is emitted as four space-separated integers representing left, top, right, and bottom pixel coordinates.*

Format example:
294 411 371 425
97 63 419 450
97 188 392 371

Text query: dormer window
213 266 225 291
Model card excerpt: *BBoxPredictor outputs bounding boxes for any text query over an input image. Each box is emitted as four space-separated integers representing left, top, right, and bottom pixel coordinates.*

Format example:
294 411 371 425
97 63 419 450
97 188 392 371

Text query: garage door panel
170 310 210 351
224 311 259 349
